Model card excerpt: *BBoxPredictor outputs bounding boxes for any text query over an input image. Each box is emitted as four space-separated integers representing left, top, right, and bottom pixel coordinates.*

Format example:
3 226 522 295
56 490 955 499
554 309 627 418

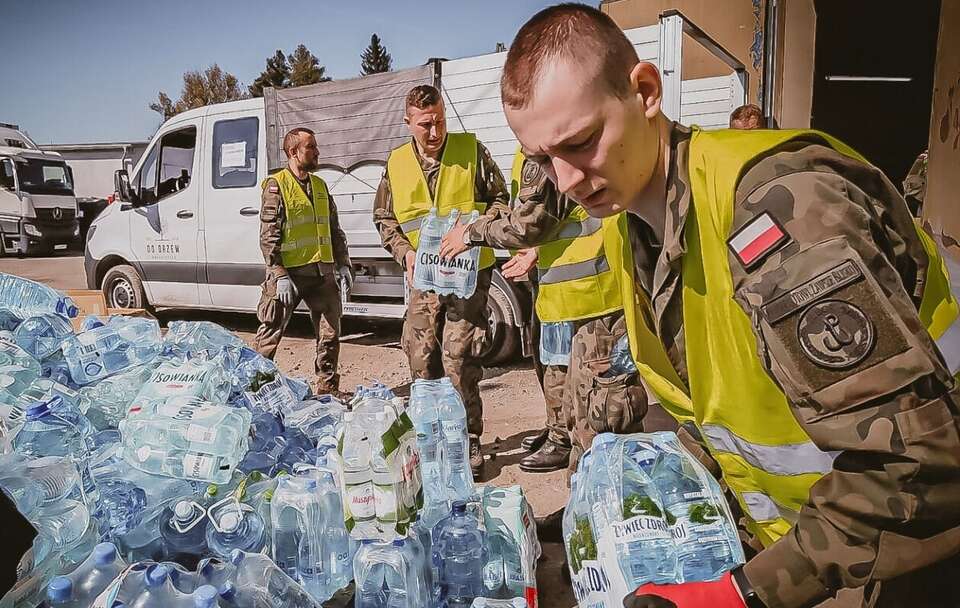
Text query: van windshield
16 158 74 196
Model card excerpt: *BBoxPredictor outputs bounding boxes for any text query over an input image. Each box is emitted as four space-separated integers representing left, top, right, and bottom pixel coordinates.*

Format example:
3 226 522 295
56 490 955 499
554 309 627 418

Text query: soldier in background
730 103 766 129
253 127 352 395
373 85 510 479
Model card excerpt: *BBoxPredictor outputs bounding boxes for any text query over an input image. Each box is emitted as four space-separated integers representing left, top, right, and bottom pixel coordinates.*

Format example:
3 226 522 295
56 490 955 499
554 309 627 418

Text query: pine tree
360 34 393 75
150 64 247 120
288 44 331 87
249 50 291 98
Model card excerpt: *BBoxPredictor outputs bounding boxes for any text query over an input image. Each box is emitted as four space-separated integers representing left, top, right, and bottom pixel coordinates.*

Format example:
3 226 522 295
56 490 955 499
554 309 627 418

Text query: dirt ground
0 254 577 607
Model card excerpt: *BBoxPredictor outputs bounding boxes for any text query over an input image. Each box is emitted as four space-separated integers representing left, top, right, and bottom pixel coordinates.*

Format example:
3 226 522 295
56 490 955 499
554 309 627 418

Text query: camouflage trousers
563 311 648 473
253 263 342 392
542 363 572 446
402 268 491 437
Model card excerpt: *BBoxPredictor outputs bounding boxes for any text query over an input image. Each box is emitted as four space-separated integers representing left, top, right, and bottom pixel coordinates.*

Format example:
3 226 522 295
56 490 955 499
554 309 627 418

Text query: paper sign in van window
220 141 247 168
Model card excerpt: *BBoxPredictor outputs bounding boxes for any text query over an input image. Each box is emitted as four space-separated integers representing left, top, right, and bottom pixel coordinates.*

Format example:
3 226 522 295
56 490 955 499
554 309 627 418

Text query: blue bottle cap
229 549 245 565
219 581 237 600
25 402 50 420
47 576 72 602
93 542 117 566
145 564 169 587
392 539 405 547
194 585 219 608
451 500 467 514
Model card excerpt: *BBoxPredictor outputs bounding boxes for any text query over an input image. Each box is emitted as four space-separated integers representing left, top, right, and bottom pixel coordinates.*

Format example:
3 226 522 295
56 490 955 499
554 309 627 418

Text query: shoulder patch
728 212 791 269
268 184 279 193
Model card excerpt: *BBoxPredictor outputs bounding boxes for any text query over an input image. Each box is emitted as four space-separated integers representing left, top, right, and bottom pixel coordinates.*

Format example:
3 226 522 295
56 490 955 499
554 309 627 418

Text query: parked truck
0 123 81 255
84 12 746 363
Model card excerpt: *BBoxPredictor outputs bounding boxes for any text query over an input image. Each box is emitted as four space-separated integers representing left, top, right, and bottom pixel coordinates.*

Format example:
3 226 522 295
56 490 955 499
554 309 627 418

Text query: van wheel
102 264 149 310
482 282 520 365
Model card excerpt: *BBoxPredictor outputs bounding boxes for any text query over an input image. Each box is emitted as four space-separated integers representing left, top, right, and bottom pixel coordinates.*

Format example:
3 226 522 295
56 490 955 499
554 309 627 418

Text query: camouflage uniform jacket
260 173 351 280
644 124 960 607
373 138 509 265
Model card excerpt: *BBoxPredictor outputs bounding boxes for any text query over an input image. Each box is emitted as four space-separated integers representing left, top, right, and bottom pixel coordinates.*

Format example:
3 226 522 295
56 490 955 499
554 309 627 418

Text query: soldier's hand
502 248 538 280
404 250 416 285
337 265 353 293
439 218 471 260
276 276 297 307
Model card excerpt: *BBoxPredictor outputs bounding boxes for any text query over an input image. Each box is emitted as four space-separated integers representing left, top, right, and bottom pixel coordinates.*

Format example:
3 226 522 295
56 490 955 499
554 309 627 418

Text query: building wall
775 0 815 127
601 0 764 105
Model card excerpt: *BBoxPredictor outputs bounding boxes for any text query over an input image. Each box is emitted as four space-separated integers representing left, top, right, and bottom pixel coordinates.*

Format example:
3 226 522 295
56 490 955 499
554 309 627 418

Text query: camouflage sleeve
465 157 567 249
259 177 287 279
475 141 510 213
372 166 414 268
327 194 351 269
729 145 960 608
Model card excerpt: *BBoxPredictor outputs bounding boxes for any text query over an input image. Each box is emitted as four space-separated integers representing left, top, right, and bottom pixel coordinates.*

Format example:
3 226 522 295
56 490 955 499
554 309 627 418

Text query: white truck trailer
84 11 746 363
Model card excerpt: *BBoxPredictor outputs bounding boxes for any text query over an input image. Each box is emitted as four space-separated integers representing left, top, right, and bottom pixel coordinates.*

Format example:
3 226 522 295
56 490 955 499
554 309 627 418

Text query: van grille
35 207 76 222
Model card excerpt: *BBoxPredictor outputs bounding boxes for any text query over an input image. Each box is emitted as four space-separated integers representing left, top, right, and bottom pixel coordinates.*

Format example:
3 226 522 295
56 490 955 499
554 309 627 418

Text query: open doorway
811 0 941 187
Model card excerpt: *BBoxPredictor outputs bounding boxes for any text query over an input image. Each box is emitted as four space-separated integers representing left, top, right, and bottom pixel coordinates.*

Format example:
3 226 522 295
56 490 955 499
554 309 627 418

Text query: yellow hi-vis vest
619 127 960 548
263 169 334 268
509 150 624 322
387 133 495 270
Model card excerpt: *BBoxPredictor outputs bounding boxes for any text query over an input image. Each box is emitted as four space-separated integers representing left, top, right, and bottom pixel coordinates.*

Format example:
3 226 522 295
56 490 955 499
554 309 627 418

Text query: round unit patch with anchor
797 299 875 369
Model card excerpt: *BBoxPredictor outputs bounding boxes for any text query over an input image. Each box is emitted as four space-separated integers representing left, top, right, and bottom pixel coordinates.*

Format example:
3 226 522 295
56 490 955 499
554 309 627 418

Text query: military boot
520 428 549 453
519 439 571 473
469 434 483 480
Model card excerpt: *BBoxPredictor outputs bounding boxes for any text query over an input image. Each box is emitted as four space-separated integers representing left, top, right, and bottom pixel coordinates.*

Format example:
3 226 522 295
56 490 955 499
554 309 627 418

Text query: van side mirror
114 169 137 205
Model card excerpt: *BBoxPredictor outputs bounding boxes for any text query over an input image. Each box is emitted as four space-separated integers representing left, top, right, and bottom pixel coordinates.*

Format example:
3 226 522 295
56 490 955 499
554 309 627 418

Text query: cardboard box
63 290 156 330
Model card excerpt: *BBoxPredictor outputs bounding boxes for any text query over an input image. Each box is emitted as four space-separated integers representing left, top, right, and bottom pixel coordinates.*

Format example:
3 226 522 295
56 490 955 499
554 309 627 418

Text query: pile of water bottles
0 272 540 608
563 431 746 608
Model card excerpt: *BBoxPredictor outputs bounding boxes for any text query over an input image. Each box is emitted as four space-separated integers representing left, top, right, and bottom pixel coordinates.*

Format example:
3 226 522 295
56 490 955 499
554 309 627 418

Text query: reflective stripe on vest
263 169 334 268
623 127 960 549
509 150 624 323
386 133 495 270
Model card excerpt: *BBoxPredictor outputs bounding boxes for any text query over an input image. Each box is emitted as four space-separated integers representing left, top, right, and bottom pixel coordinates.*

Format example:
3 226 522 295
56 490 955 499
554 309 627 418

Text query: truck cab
0 123 80 255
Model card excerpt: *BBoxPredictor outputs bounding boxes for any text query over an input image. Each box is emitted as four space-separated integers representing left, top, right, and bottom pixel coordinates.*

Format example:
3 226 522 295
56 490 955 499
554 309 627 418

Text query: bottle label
182 454 215 479
345 482 375 521
669 501 724 544
157 399 220 421
571 559 611 606
441 419 466 462
611 514 671 542
373 482 398 523
186 424 217 444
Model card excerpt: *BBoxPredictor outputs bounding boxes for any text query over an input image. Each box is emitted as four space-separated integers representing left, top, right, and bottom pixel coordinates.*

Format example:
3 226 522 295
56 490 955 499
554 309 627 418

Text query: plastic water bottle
12 398 95 493
44 542 127 608
0 363 41 403
371 410 400 538
121 397 252 456
413 208 442 293
605 334 636 377
0 272 78 318
612 438 676 587
433 501 488 608
539 321 575 366
163 320 246 358
413 209 481 298
219 550 320 608
61 318 162 385
79 364 153 431
0 336 41 372
169 559 237 595
191 585 220 608
271 472 326 597
96 478 147 537
205 502 267 559
159 499 210 569
283 395 344 441
12 313 73 360
354 539 428 608
126 564 193 608
652 452 740 582
0 306 23 331
438 378 473 501
341 412 376 539
131 357 233 409
407 379 448 528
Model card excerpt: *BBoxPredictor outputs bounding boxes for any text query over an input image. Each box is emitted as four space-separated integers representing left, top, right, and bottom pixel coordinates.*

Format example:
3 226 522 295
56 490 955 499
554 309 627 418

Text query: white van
0 123 80 255
85 16 746 363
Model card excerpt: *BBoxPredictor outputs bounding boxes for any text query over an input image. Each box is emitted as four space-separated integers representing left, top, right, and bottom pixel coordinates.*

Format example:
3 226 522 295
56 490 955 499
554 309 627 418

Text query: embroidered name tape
728 212 790 269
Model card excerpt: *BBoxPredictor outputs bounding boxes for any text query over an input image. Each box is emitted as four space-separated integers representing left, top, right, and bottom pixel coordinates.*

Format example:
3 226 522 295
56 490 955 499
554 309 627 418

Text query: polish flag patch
728 212 790 269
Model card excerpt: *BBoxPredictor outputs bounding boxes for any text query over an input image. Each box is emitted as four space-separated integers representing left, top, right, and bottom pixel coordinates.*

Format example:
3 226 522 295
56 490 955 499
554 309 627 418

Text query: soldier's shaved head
501 3 640 109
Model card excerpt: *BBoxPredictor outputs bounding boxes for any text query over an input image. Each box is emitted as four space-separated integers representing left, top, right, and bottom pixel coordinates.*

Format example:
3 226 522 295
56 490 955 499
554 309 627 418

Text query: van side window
212 117 258 189
157 127 197 200
136 144 159 205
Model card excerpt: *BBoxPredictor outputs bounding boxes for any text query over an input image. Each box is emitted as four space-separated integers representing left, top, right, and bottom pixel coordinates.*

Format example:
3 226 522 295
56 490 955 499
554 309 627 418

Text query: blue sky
1 0 556 144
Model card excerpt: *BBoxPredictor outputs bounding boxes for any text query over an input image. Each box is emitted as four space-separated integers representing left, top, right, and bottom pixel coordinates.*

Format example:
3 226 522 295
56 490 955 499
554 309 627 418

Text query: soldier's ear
403 115 411 126
630 62 663 119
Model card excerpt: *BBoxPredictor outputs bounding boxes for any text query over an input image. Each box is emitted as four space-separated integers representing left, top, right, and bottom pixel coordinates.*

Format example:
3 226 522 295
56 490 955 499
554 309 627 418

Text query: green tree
288 44 331 87
249 49 291 97
150 64 247 120
360 34 393 75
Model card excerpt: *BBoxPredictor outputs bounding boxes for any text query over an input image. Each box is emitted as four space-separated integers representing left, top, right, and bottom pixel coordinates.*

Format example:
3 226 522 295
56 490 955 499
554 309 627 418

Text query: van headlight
23 224 40 237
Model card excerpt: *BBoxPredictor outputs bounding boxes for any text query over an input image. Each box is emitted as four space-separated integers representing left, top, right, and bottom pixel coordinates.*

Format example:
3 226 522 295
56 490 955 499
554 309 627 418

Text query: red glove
626 572 746 608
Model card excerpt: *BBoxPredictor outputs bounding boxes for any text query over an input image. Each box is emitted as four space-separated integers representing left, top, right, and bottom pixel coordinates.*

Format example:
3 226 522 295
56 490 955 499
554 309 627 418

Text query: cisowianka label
157 399 219 422
182 453 215 479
